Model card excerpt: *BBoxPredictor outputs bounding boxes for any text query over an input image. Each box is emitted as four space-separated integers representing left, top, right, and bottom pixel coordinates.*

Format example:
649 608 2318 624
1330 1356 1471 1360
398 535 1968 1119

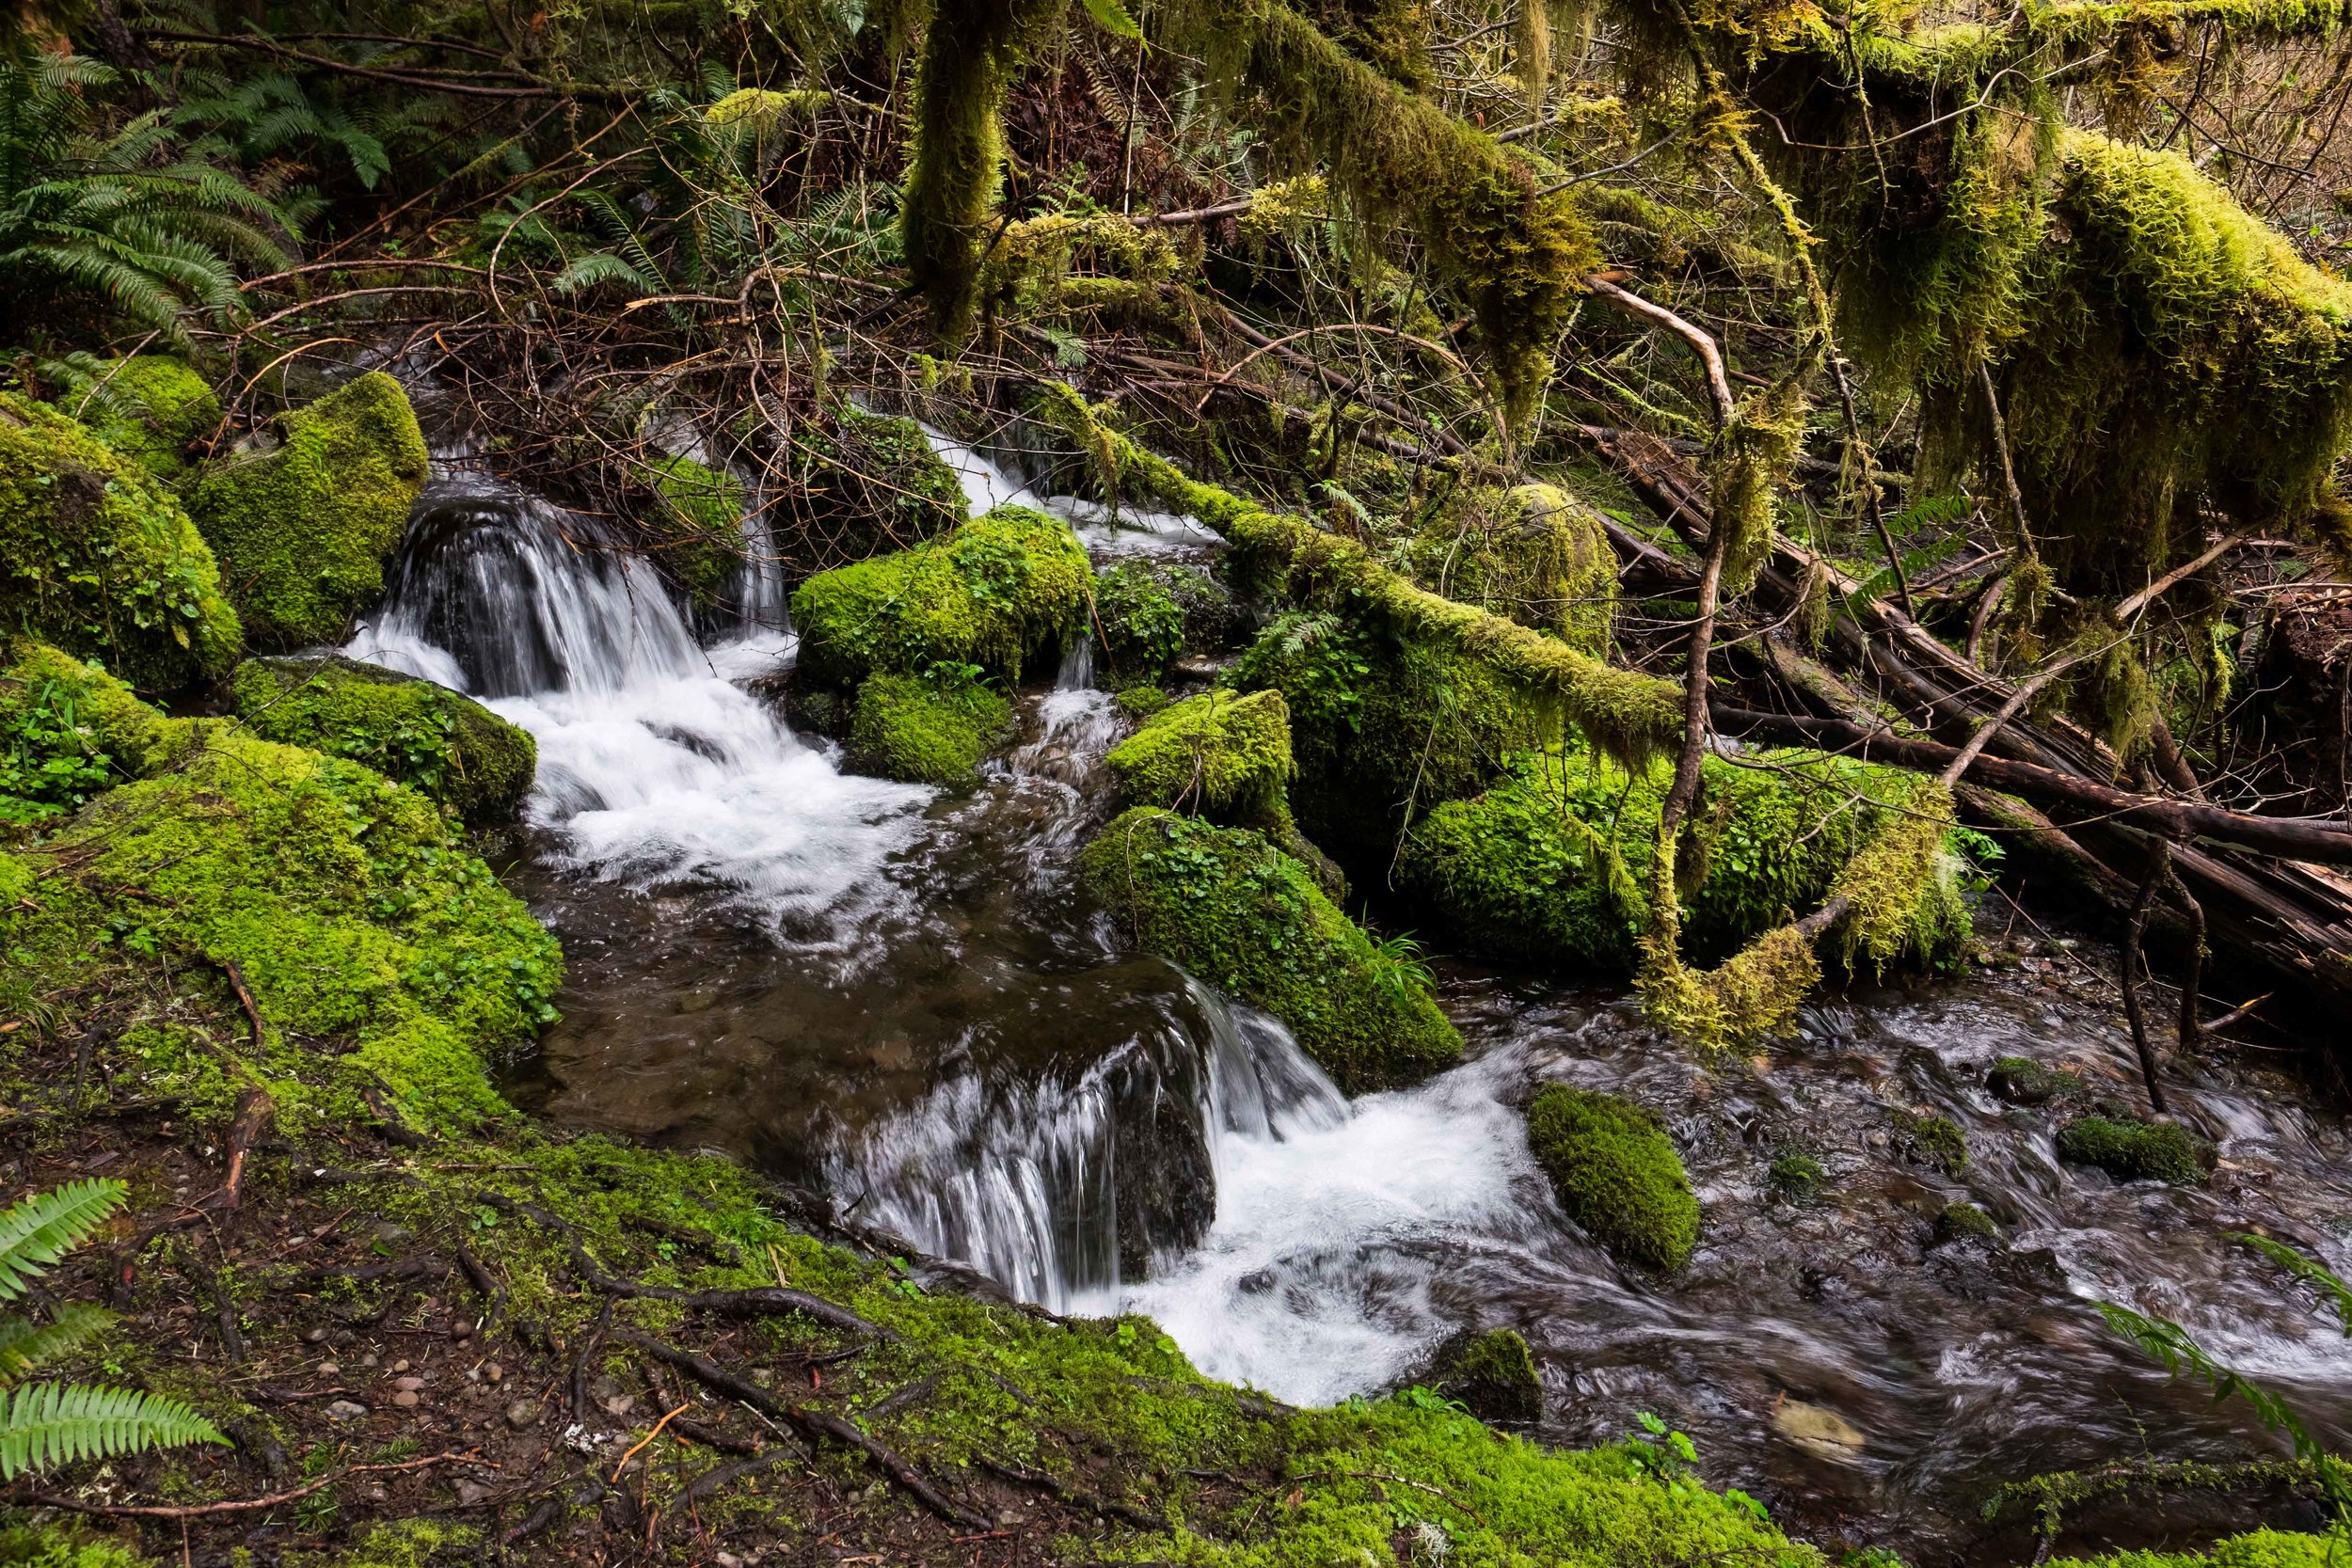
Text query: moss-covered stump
229 656 536 821
1400 742 1972 977
646 452 747 612
76 356 222 481
1525 1085 1699 1273
1092 559 1241 684
1430 1327 1545 1424
2057 1115 2208 1185
1403 483 1617 653
847 667 1015 785
771 404 969 577
790 506 1090 691
189 371 431 648
0 725 561 1134
1 641 179 828
1081 807 1461 1093
1105 689 1294 831
1232 610 1554 857
0 392 241 691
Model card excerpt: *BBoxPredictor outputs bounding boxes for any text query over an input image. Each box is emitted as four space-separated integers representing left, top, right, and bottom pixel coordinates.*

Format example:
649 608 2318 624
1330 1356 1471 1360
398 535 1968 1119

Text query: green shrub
1104 688 1293 831
0 392 240 690
1524 1085 1699 1272
230 656 536 821
847 665 1013 785
790 506 1090 690
188 372 430 648
2057 1116 2207 1185
1430 1327 1543 1423
1080 807 1461 1092
0 642 175 829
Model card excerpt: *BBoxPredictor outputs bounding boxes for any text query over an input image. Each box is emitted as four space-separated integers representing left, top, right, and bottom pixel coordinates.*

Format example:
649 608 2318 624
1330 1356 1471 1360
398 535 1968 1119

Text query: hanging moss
189 372 431 649
1524 1084 1699 1272
975 213 1185 325
0 726 561 1134
1 641 179 828
1708 378 1804 597
704 87 832 128
1303 0 1436 88
645 453 747 611
790 505 1091 689
1401 483 1617 653
230 656 537 822
847 666 1015 785
0 392 241 692
73 356 221 482
2057 1115 2208 1185
1105 688 1295 832
1637 924 1821 1054
1080 806 1462 1092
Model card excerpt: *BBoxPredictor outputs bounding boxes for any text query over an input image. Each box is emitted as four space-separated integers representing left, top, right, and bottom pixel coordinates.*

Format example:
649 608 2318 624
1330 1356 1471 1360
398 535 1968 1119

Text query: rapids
341 425 2352 1564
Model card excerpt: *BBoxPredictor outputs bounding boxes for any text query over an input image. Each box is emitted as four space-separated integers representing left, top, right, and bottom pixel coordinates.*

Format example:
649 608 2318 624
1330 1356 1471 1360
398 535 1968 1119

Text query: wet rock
2057 1115 2209 1184
1236 1268 1277 1295
1429 1327 1544 1423
1772 1397 1865 1460
454 1479 492 1507
506 1400 540 1430
391 1390 420 1408
325 1400 369 1422
1931 1201 1999 1246
1987 1055 2081 1107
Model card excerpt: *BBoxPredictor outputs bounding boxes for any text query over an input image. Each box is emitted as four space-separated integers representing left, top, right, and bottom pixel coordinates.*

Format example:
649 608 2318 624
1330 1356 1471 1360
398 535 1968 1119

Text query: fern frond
2234 1232 2352 1337
0 1382 226 1479
549 251 657 295
0 1182 123 1303
0 1305 117 1384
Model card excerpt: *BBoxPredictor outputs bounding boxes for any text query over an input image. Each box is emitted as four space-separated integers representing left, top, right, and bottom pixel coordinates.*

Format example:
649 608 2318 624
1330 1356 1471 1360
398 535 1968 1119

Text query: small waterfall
834 980 1345 1311
1057 630 1095 691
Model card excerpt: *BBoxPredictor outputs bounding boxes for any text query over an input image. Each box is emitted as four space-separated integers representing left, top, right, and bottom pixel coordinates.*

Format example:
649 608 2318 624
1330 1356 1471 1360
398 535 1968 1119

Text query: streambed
344 426 2352 1564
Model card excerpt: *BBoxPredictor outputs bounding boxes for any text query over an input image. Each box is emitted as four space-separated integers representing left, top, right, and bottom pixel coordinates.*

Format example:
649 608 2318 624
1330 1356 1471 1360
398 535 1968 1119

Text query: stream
342 424 2352 1564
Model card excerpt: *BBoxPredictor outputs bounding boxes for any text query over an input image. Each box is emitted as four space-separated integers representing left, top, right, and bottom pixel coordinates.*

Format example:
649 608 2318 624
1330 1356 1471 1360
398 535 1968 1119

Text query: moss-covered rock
0 726 561 1134
2057 1115 2208 1185
1931 1199 1999 1245
188 372 430 648
1767 1149 1827 1202
229 656 536 821
1525 1084 1699 1273
77 356 221 481
847 666 1014 785
1093 560 1240 684
2048 1530 2350 1568
1892 1110 1970 1176
1429 1327 1544 1424
1402 483 1617 654
1080 807 1461 1093
1988 1054 2083 1107
0 392 241 691
791 506 1090 690
1105 689 1294 831
765 404 969 578
1399 740 1971 978
646 452 746 611
0 641 179 829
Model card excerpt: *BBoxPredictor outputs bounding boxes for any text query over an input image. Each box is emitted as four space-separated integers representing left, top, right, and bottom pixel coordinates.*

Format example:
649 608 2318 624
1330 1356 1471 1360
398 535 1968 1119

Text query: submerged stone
1524 1084 1698 1273
190 372 431 648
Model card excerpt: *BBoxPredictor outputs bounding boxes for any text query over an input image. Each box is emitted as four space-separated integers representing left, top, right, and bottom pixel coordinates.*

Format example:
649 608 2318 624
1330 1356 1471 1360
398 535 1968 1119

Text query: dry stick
2169 851 2210 1055
2122 837 2174 1115
1832 354 1917 622
1586 277 1738 425
16 1451 475 1519
1979 360 2039 559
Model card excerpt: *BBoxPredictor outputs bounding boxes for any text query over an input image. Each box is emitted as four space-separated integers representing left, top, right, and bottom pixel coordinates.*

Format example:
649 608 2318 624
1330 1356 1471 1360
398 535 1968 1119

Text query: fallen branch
568 1243 884 1339
14 1450 477 1518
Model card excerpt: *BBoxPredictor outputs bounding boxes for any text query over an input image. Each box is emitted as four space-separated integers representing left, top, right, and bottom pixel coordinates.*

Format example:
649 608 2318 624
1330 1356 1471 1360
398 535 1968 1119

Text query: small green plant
1366 930 1437 1009
0 1180 227 1479
1624 1412 1699 1484
1767 1149 1827 1202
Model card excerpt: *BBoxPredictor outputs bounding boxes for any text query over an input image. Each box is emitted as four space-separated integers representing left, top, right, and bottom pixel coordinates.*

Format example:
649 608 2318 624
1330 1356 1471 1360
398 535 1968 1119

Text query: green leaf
0 1305 117 1385
0 1382 227 1479
0 1180 126 1303
1076 0 1144 40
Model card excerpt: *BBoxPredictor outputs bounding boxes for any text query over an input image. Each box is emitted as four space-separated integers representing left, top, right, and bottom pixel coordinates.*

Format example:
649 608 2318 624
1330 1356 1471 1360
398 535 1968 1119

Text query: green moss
1 640 177 828
646 453 746 611
2050 1530 2351 1568
288 1520 480 1568
1524 1084 1699 1273
76 356 220 482
1430 1327 1543 1423
1892 1110 1970 1176
1092 561 1188 681
1988 1054 2083 1106
1115 684 1170 719
790 505 1091 690
1081 807 1461 1092
778 405 969 577
0 1526 157 1568
229 656 536 822
0 726 561 1135
0 392 241 691
1105 689 1295 832
1768 1149 1827 1201
1931 1200 1998 1245
1403 483 1618 654
189 372 430 649
847 666 1013 785
2057 1115 2208 1185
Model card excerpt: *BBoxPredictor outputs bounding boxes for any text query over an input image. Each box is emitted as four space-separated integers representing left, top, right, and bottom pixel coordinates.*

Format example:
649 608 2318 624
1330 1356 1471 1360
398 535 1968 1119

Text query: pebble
393 1376 425 1392
715 1555 744 1568
452 1320 474 1340
392 1358 411 1373
391 1390 420 1408
598 1393 637 1419
454 1479 492 1507
360 1353 381 1369
485 1363 503 1383
302 1326 329 1344
506 1400 539 1430
317 1362 340 1377
374 1222 412 1244
325 1400 368 1422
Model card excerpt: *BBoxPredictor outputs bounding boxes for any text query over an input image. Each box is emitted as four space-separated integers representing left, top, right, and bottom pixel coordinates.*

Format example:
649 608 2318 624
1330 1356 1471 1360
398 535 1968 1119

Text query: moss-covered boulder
847 667 1014 785
1989 1054 2083 1107
1525 1084 1699 1272
2057 1115 2208 1184
77 356 221 481
1931 1200 1998 1245
773 404 969 577
189 372 430 648
1105 689 1293 831
0 726 560 1133
647 452 747 611
1092 560 1240 684
791 506 1090 691
1080 807 1461 1093
2047 1529 2352 1568
1429 1327 1544 1423
1398 739 1971 977
1402 483 1617 653
230 656 536 821
0 641 179 828
0 392 241 690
